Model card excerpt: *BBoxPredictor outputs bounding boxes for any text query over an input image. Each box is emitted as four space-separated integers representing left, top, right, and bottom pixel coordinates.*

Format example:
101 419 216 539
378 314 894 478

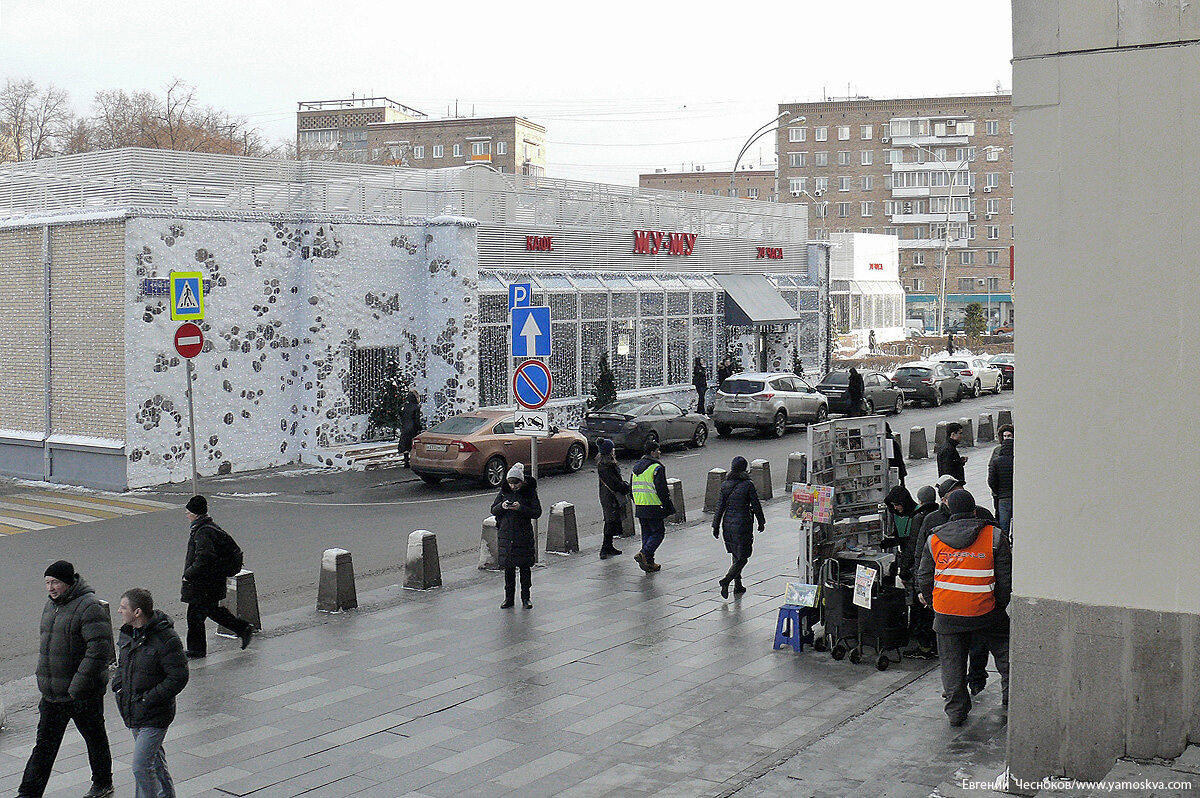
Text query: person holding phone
491 463 542 609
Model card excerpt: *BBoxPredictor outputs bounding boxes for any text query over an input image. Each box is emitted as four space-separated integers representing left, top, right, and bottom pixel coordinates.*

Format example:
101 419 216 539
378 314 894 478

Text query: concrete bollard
621 493 636 537
785 452 807 489
750 459 773 500
666 478 686 524
934 421 950 453
405 530 442 590
997 409 1013 430
977 413 995 443
908 426 929 460
219 570 261 635
318 549 357 612
546 502 580 554
479 516 499 570
703 468 727 513
958 417 975 448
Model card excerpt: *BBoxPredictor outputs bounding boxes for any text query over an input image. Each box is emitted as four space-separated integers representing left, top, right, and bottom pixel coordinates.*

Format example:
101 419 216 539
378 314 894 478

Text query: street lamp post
730 111 805 199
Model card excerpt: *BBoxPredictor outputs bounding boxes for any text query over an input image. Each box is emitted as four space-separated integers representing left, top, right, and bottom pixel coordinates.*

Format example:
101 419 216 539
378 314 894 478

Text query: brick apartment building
776 93 1015 331
639 167 777 201
297 97 548 177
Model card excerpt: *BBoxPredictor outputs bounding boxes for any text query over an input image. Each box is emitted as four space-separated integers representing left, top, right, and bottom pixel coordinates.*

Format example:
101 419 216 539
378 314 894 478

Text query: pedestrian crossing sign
170 272 205 321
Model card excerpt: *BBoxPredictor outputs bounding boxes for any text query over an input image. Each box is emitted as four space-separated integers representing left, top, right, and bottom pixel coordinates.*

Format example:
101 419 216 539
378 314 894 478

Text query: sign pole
185 358 199 496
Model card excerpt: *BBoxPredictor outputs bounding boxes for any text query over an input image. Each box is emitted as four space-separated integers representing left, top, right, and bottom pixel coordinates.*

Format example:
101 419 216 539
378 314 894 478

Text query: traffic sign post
170 272 205 321
508 282 532 310
174 323 205 495
513 360 552 410
511 306 551 358
513 409 550 438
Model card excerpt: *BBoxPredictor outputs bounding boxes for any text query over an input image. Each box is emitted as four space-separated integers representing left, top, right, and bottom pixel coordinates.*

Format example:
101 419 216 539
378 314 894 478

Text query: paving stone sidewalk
0 445 1011 798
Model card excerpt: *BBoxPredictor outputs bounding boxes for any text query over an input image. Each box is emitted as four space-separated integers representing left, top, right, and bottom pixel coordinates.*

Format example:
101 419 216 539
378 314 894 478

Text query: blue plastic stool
774 605 816 652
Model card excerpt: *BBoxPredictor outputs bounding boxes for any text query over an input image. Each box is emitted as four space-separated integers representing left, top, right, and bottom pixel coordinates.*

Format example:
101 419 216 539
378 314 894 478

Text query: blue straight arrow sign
511 306 551 357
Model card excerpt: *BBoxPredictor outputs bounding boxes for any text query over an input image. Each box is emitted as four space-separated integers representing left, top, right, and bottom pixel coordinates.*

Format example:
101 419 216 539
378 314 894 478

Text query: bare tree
0 78 37 161
0 78 74 160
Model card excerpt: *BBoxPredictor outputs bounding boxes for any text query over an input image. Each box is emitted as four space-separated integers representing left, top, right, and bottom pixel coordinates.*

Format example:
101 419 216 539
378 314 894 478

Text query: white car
939 357 1003 397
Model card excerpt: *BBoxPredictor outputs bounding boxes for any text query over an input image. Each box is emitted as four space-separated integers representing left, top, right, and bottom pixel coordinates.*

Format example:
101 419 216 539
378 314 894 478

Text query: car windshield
942 361 968 369
427 416 491 435
597 399 650 416
820 373 850 385
990 355 1013 364
894 367 930 378
721 379 766 395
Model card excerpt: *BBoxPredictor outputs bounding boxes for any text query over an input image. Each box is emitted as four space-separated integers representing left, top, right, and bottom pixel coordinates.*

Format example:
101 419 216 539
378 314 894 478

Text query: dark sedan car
815 370 905 415
890 361 964 407
579 399 709 453
989 353 1015 389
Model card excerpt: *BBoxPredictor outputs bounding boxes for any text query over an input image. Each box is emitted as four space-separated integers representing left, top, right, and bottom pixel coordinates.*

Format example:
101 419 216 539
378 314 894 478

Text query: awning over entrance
714 274 805 327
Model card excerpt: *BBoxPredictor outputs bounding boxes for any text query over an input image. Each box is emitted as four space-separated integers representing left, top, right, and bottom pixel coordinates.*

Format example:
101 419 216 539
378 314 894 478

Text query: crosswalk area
0 490 175 535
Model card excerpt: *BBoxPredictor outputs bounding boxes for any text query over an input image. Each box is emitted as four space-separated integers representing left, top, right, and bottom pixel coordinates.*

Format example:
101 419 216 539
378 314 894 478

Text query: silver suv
712 372 829 438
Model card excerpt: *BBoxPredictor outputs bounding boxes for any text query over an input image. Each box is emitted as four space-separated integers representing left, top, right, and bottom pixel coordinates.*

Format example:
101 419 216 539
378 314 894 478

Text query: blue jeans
131 726 174 798
996 498 1013 536
638 517 666 563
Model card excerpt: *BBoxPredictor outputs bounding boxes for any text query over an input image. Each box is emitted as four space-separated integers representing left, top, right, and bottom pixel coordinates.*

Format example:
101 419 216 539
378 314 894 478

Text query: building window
987 277 1001 292
814 203 827 218
860 227 873 233
958 278 974 292
814 151 828 167
883 227 898 237
960 251 975 265
885 149 904 164
860 150 873 166
986 199 1000 215
433 144 444 158
838 176 851 192
814 177 829 193
985 172 1000 188
837 125 850 140
747 188 759 199
987 250 1000 265
955 146 976 162
472 141 490 157
986 120 1000 135
913 253 925 267
413 145 424 159
884 175 893 190
968 225 977 240
788 177 807 194
1010 199 1015 214
987 225 1000 240
497 142 507 155
789 127 806 142
911 226 927 239
860 125 873 140
861 201 873 217
789 152 807 167
815 126 828 141
838 150 851 166
861 175 874 191
453 143 463 157
986 148 1001 162
911 277 923 291
836 202 851 218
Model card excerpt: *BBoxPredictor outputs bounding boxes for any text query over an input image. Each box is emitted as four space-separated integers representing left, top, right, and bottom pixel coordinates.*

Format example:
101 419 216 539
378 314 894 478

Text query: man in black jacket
988 425 1014 535
113 588 189 798
900 485 939 658
937 422 968 485
182 495 253 657
18 560 115 798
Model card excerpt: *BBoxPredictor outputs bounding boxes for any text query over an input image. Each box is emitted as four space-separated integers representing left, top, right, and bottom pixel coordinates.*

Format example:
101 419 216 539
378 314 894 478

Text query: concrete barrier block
666 478 686 524
219 570 261 635
703 468 727 513
934 421 950 452
546 502 580 554
977 413 996 443
479 516 499 570
621 493 636 537
405 530 442 590
785 452 807 489
998 408 1014 430
750 459 773 500
958 417 975 448
908 426 929 460
318 548 357 612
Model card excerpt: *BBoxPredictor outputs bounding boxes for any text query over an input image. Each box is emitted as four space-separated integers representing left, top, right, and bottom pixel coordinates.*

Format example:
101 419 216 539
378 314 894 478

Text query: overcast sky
0 0 1013 186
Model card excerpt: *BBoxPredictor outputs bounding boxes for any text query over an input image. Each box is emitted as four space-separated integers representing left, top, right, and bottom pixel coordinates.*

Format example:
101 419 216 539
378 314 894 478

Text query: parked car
410 409 588 487
890 361 964 407
814 370 905 416
711 372 829 438
580 398 709 453
989 353 1015 389
939 357 1003 397
992 325 1015 337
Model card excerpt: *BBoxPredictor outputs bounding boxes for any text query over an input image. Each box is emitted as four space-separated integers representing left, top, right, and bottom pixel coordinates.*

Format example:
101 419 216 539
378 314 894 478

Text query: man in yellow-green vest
631 441 676 573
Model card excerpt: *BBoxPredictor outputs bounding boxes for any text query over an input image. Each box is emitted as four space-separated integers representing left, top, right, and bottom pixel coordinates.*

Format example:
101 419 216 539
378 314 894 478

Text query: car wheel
972 380 982 399
483 456 507 488
863 399 874 415
934 389 943 407
689 424 708 448
814 406 828 424
715 423 733 437
769 410 787 438
564 443 586 473
992 380 1003 395
415 471 443 485
893 395 904 415
643 431 659 450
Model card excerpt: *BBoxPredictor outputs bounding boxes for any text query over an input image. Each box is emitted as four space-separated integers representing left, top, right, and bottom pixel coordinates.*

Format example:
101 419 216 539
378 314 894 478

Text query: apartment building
297 97 548 177
639 166 777 201
776 93 1014 331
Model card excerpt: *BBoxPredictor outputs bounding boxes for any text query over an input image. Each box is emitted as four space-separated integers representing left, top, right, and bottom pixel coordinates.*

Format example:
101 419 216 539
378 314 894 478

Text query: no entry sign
174 322 204 359
513 360 552 409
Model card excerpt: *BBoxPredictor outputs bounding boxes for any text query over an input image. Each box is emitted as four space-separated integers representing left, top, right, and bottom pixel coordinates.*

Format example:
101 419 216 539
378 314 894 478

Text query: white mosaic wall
123 214 478 487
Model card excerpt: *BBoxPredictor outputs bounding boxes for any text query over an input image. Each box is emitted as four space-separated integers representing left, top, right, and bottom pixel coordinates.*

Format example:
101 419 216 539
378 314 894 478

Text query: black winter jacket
182 516 233 604
36 578 114 702
936 439 967 484
631 457 675 520
597 459 630 522
917 515 1012 634
712 472 765 557
899 501 939 581
398 397 423 452
988 440 1014 499
491 477 542 568
112 610 189 729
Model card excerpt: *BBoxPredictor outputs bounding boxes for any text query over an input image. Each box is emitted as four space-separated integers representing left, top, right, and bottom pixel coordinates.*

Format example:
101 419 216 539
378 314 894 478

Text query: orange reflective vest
930 524 997 617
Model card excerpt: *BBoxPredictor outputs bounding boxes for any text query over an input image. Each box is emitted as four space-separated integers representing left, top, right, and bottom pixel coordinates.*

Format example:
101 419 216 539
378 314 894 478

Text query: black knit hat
947 489 976 519
186 495 208 515
44 560 76 585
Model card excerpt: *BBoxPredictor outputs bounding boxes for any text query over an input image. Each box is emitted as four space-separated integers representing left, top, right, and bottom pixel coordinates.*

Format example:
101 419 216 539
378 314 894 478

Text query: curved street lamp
729 111 805 198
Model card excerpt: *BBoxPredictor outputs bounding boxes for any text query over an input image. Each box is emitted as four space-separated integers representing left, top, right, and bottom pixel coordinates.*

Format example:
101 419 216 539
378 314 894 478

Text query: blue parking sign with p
509 282 532 310
170 272 205 321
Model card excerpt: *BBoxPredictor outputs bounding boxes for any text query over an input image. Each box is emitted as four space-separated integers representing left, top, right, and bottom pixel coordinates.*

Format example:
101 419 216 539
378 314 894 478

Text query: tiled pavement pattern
0 449 1016 798
0 489 175 535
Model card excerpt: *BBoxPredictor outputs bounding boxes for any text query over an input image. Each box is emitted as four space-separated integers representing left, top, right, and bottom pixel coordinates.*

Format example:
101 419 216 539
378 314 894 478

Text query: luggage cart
851 579 909 671
813 558 859 659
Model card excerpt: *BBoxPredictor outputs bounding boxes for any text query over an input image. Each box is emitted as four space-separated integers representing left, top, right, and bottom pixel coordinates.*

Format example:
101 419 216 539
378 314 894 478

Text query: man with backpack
181 495 253 658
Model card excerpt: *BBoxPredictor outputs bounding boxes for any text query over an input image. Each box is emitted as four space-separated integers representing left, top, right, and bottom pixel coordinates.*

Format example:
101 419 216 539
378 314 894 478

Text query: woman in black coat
692 357 709 414
595 439 628 559
885 422 907 487
490 462 542 609
397 389 423 467
847 367 865 416
711 456 765 599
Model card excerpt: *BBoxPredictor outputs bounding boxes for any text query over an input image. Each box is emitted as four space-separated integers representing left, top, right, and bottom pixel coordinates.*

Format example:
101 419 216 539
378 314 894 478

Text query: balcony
888 134 969 148
899 238 967 250
891 212 969 225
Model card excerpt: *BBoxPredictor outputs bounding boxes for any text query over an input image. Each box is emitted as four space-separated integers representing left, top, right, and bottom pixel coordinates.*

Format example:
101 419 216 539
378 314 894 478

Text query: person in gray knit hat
17 560 115 798
491 464 542 609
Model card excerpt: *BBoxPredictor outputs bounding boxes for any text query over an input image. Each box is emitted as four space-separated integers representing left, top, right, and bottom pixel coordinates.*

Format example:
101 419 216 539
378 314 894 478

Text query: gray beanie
916 485 936 506
506 462 525 482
